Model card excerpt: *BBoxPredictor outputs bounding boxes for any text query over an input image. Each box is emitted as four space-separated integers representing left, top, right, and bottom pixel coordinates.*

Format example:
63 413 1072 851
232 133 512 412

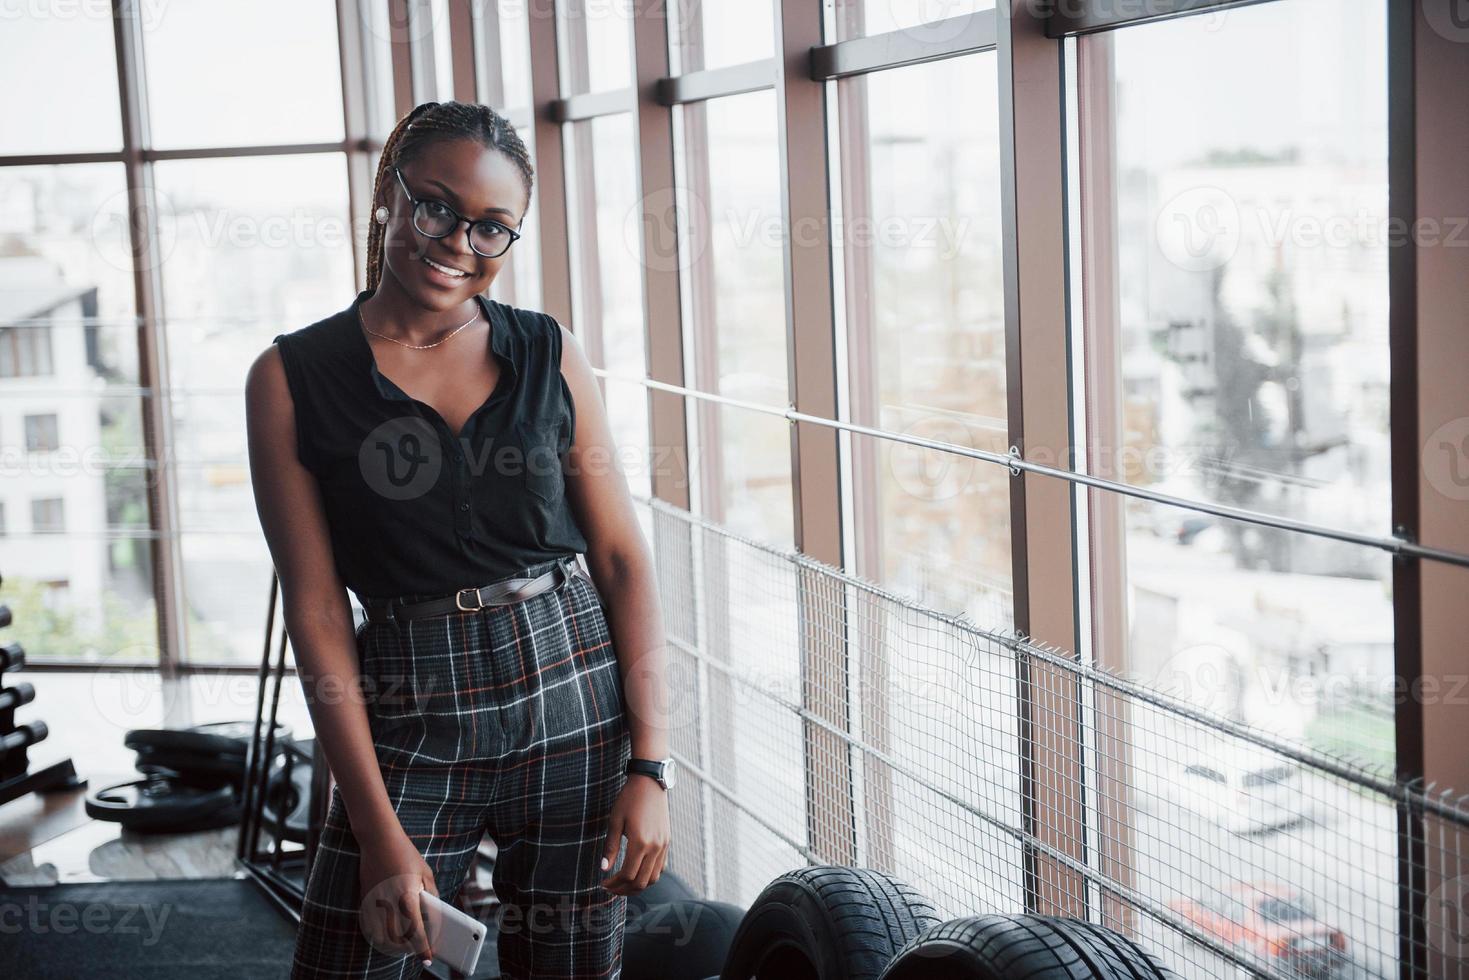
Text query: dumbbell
0 720 48 756
0 683 35 713
0 643 23 672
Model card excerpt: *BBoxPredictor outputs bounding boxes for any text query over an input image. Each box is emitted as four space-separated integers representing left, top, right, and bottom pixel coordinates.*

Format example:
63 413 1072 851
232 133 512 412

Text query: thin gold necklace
360 304 480 350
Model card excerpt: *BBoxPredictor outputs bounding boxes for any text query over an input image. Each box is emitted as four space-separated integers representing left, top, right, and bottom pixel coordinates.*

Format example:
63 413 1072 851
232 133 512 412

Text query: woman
245 100 672 979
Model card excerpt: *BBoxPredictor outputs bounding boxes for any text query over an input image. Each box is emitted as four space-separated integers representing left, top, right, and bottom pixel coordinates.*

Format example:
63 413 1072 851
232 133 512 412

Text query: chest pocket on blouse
515 417 567 504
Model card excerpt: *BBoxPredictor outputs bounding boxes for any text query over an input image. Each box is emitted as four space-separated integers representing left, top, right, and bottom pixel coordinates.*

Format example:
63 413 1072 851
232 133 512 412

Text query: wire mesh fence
637 494 1469 980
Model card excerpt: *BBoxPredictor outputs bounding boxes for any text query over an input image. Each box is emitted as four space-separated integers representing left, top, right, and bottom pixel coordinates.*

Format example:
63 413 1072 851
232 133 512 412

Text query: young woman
246 100 673 979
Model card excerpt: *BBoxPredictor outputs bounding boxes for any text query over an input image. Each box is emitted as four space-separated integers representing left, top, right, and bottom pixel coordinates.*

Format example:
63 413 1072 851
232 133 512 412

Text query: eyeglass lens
413 201 512 257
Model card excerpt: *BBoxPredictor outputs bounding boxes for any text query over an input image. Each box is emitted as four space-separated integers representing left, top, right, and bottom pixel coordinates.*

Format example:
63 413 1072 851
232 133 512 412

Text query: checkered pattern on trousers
290 558 633 979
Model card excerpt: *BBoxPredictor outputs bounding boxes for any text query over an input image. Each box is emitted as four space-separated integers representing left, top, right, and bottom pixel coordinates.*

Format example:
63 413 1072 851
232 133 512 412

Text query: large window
836 50 1010 622
1077 0 1394 767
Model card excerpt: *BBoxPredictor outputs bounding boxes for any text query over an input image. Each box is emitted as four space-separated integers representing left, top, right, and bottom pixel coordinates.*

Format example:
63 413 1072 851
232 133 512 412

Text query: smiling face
375 137 529 310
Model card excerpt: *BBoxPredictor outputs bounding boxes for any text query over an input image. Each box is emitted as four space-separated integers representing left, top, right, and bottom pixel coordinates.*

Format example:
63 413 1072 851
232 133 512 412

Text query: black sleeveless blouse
271 288 588 603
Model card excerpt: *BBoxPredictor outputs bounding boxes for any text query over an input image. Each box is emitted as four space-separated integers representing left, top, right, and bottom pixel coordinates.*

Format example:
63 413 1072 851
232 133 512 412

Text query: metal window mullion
1044 0 1281 38
774 0 854 866
629 1 690 512
111 0 186 679
526 0 572 327
811 9 998 79
831 0 897 877
386 0 416 118
445 0 476 102
337 0 379 288
997 0 1087 918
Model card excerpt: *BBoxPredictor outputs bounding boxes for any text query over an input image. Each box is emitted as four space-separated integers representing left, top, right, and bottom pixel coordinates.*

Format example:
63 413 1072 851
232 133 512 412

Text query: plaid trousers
291 558 633 979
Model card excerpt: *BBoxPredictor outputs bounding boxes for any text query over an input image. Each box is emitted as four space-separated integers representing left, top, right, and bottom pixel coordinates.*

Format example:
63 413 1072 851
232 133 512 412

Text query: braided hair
366 100 535 292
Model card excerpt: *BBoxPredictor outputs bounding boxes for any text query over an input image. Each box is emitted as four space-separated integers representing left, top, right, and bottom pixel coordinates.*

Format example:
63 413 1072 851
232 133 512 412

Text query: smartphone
418 889 487 976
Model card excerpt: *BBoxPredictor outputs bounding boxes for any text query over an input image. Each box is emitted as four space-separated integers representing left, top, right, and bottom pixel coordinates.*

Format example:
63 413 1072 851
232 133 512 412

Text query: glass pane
0 11 122 154
1076 5 1396 976
671 0 774 73
0 164 140 339
0 474 159 665
558 0 631 95
151 153 354 336
1097 0 1389 533
142 0 344 149
837 51 1008 617
490 0 533 108
499 112 542 311
565 114 651 501
151 153 353 665
834 0 994 42
676 89 793 549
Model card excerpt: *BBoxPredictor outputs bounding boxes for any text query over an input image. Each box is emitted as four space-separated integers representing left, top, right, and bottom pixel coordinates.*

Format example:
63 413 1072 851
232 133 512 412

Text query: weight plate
190 720 293 746
85 774 237 832
261 761 313 844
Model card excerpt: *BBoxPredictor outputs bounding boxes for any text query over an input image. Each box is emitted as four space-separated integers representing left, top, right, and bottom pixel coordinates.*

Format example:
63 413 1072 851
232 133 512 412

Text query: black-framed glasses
392 166 521 259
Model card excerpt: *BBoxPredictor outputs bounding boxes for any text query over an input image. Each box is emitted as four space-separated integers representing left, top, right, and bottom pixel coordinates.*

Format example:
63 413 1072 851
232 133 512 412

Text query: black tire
132 745 247 786
625 899 746 980
719 865 942 980
125 728 250 758
878 914 1180 980
123 720 293 758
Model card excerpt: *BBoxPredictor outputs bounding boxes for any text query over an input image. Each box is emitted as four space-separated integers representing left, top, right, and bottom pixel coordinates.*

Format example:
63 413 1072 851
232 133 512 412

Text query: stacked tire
878 913 1179 979
702 864 1177 980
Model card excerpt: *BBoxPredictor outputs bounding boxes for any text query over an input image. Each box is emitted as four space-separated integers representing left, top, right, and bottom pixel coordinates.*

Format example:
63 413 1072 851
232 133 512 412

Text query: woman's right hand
357 825 439 967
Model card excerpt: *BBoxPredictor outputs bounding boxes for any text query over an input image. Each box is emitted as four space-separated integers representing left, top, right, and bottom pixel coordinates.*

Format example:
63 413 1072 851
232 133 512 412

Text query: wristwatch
626 757 676 790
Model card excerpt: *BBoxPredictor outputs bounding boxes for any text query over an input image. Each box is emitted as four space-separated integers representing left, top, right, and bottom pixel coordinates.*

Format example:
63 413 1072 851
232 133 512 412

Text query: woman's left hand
598 773 670 896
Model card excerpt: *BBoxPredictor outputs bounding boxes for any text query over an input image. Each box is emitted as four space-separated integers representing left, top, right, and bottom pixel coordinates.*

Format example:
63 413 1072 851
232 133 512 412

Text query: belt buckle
455 586 484 612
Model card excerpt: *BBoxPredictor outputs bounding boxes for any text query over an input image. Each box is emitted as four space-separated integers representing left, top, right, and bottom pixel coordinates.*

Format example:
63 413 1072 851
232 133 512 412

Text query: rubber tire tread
719 865 942 980
877 913 1180 980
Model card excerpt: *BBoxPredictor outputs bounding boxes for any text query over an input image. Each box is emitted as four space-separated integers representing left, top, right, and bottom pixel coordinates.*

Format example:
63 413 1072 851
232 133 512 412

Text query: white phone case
419 889 487 976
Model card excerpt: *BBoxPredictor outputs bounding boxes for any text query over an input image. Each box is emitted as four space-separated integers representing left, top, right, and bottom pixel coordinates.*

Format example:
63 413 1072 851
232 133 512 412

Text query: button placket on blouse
452 428 472 540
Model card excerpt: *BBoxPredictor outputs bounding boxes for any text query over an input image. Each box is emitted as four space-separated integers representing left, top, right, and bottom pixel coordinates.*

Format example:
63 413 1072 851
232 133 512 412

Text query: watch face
662 759 677 789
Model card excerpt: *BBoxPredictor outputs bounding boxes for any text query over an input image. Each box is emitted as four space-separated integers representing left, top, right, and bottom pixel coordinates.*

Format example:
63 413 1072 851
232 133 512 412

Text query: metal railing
637 493 1469 979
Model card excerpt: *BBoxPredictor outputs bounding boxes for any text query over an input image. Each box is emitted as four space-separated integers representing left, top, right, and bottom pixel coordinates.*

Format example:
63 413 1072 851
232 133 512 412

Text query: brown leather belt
360 556 580 627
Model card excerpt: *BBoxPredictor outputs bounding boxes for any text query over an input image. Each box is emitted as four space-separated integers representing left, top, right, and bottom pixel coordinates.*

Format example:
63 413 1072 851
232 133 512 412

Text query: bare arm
246 343 434 957
557 318 672 893
556 321 669 763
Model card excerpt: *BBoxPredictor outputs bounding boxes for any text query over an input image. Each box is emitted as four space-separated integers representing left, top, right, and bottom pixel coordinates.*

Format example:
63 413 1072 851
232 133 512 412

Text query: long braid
365 100 536 293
